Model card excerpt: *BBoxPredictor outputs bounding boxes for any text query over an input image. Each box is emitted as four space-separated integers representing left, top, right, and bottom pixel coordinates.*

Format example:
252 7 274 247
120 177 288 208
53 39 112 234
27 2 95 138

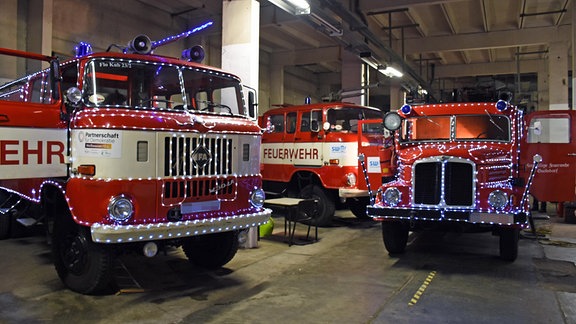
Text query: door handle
568 153 576 156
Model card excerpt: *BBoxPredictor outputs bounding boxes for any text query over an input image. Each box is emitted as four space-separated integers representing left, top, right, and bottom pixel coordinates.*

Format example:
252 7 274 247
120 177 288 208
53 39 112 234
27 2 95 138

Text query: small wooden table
263 197 317 245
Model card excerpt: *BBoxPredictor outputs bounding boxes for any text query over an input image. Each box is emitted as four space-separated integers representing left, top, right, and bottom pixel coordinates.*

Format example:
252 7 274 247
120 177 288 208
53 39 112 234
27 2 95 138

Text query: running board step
16 218 37 227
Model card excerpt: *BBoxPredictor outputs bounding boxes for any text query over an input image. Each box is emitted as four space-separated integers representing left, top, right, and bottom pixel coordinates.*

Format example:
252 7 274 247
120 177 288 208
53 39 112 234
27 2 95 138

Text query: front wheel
347 197 371 220
299 185 335 227
499 228 519 261
381 221 409 255
183 231 239 269
52 216 115 294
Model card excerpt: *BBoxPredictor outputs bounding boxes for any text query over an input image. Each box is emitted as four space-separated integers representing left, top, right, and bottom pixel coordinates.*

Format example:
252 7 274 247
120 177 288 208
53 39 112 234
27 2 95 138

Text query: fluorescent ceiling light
268 0 310 15
381 66 403 78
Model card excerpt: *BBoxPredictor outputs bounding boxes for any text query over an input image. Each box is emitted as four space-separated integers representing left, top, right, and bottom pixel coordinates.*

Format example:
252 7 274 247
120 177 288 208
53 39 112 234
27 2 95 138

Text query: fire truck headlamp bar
108 195 134 222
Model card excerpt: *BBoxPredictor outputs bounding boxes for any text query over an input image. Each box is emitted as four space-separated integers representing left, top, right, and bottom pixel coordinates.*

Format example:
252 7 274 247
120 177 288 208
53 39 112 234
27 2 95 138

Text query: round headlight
108 196 134 222
383 187 401 207
66 87 82 104
250 188 265 208
488 190 508 210
346 173 357 186
384 112 402 131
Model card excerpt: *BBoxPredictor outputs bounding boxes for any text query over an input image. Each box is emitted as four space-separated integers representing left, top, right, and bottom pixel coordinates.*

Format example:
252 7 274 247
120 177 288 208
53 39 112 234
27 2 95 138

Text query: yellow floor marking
408 271 437 306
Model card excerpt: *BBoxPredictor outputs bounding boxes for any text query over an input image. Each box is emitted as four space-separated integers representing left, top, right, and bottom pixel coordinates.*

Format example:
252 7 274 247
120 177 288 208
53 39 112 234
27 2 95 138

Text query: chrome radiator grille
413 158 475 207
163 136 233 177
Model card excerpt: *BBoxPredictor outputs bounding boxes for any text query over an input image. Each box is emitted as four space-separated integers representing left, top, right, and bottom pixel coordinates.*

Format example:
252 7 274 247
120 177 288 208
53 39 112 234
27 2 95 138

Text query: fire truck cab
367 101 539 261
523 110 576 223
260 102 392 226
0 34 270 294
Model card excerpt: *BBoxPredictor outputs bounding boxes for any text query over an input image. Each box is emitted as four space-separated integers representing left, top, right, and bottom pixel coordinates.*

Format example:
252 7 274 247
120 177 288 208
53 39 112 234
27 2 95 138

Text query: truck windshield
83 58 243 115
326 107 383 133
400 114 510 142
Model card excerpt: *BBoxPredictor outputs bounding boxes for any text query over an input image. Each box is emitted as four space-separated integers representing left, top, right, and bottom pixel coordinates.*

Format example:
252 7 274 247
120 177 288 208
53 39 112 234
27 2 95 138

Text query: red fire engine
260 102 393 226
367 101 540 261
523 110 576 223
0 29 270 294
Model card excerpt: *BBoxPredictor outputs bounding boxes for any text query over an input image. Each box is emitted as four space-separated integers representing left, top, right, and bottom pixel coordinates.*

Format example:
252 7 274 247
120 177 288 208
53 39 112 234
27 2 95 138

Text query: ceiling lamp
268 0 310 15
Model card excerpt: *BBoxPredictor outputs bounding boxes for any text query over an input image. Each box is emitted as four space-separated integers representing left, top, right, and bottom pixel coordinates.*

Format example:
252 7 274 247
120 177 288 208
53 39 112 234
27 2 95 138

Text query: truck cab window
286 112 296 134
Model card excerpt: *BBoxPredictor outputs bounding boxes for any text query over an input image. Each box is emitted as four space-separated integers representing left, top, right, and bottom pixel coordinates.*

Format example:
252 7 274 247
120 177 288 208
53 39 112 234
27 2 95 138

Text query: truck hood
397 144 512 165
71 108 262 134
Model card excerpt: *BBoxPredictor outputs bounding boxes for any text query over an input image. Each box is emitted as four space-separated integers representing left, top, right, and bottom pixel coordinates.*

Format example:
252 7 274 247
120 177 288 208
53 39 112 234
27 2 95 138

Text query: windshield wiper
484 109 504 133
421 111 440 126
196 100 233 115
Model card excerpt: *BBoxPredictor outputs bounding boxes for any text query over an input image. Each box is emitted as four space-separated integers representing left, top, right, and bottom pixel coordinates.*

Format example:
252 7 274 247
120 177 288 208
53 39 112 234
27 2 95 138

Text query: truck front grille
163 177 236 200
163 136 233 177
413 158 474 207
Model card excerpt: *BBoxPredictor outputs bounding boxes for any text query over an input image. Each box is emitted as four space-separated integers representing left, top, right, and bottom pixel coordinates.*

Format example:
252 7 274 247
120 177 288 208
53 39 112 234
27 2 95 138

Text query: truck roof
263 102 382 115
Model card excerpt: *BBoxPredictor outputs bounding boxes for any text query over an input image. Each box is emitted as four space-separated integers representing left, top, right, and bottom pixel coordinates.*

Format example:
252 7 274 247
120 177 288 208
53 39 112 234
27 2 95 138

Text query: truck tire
299 184 335 227
381 221 408 255
0 213 10 239
499 228 519 261
183 231 239 269
52 216 115 294
348 197 371 220
564 203 576 224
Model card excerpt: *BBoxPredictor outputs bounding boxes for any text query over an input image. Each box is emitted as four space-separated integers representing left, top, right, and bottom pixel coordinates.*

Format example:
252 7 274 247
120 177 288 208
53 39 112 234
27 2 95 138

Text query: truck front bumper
90 209 272 243
339 188 369 198
366 205 527 226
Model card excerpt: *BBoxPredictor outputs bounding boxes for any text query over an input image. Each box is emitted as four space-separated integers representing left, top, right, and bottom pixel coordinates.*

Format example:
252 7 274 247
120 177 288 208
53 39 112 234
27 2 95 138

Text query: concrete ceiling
135 0 572 95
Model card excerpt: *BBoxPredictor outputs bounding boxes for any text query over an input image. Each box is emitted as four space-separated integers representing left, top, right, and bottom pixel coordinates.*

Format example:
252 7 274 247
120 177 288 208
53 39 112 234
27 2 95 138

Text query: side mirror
244 85 258 121
533 121 542 136
311 120 320 132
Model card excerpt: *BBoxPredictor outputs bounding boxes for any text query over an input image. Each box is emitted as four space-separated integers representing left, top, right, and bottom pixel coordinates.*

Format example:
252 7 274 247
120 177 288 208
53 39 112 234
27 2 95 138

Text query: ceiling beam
434 59 546 78
405 25 570 54
271 46 341 66
359 0 465 12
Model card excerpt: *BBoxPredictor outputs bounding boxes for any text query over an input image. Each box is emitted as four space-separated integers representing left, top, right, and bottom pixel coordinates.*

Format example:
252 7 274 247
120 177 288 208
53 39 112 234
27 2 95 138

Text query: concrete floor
0 209 575 323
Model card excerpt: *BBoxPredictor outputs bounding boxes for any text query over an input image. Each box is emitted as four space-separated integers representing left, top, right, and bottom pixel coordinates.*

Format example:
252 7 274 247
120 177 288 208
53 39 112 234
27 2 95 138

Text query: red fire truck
367 101 540 261
0 31 270 294
260 102 392 226
523 110 576 223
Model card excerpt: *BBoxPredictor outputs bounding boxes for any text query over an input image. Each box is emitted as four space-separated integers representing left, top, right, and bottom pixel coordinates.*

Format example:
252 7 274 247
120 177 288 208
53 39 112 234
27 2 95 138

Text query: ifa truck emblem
191 145 212 169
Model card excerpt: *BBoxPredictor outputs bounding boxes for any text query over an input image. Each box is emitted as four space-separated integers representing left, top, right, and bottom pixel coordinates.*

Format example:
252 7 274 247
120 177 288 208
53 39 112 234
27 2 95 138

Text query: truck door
523 110 576 203
357 120 387 191
293 110 322 167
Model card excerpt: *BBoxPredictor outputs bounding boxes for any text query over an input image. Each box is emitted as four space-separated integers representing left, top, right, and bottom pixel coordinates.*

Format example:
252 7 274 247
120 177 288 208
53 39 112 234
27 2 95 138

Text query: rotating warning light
495 100 508 111
400 104 412 115
74 42 93 57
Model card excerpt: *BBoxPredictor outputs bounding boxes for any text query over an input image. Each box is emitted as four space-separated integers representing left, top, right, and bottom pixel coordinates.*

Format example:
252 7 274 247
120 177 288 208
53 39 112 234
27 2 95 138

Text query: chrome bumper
90 209 272 243
339 188 369 198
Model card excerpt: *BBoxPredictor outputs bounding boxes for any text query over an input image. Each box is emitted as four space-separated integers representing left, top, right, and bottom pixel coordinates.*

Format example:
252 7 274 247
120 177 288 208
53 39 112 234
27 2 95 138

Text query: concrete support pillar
548 41 569 110
389 83 403 111
269 64 284 108
537 65 549 111
0 0 19 81
24 0 54 73
221 0 259 105
341 50 362 105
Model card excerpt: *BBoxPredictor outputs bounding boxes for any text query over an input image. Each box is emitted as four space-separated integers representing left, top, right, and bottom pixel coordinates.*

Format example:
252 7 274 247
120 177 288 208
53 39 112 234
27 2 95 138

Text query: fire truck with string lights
260 102 393 226
0 23 271 294
367 101 541 261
